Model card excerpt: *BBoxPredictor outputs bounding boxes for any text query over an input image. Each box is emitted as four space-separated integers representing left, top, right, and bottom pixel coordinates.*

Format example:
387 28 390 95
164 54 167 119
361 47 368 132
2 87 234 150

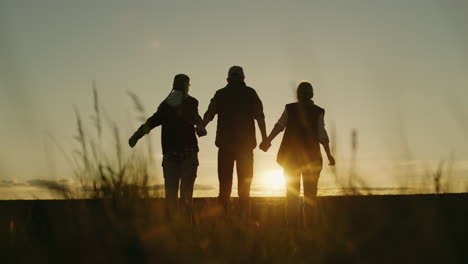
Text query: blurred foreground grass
1 194 468 263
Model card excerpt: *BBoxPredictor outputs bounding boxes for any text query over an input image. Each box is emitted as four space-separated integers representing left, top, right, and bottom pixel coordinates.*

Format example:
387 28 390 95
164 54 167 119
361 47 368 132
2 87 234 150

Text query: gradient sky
1 0 467 199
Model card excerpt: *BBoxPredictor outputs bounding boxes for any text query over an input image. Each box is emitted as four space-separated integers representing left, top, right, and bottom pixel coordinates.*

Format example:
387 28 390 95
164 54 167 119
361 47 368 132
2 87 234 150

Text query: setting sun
263 170 285 189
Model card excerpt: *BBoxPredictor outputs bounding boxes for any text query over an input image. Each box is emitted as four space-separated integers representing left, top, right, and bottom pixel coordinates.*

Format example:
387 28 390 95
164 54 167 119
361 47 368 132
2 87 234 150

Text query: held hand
196 125 207 137
328 155 336 166
259 140 271 152
128 135 138 148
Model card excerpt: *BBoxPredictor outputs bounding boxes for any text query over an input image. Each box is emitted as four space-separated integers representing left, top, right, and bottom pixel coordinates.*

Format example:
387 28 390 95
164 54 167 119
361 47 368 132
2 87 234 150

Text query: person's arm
252 90 267 142
128 104 164 147
267 125 283 142
202 92 218 127
190 99 207 137
260 107 287 151
318 111 335 166
322 142 335 166
194 113 207 137
257 118 267 141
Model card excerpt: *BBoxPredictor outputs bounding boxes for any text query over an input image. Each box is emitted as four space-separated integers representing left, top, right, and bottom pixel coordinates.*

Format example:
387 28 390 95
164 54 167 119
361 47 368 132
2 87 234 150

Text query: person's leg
284 166 301 230
236 149 254 220
218 148 235 213
302 161 322 227
180 152 198 225
162 154 181 220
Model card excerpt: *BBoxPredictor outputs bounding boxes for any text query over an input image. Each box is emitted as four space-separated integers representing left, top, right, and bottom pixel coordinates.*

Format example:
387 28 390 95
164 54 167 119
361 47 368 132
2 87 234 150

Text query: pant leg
162 154 181 219
236 149 253 218
302 161 322 227
180 152 198 224
284 166 301 229
218 148 235 211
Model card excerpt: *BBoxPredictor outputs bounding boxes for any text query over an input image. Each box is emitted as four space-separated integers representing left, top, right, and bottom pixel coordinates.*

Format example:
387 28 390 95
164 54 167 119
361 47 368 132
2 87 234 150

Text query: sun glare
264 170 285 189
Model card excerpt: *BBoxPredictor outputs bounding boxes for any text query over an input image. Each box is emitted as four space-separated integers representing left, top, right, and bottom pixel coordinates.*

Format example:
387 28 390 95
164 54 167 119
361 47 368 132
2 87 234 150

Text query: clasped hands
259 139 271 152
196 125 207 137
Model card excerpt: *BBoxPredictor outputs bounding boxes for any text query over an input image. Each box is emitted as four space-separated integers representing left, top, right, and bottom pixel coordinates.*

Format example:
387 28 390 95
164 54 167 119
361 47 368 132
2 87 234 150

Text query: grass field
2 194 468 263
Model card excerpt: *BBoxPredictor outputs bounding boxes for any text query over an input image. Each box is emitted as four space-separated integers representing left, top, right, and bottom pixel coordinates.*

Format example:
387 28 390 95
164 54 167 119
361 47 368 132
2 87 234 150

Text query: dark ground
1 194 468 263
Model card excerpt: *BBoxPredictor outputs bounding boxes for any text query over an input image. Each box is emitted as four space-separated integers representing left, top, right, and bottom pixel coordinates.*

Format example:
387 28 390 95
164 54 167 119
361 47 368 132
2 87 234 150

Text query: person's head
227 65 245 83
173 74 190 93
297 81 314 102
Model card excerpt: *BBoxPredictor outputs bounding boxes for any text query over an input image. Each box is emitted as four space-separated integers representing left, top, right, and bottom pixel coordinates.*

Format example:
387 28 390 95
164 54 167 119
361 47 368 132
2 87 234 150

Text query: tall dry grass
65 84 159 200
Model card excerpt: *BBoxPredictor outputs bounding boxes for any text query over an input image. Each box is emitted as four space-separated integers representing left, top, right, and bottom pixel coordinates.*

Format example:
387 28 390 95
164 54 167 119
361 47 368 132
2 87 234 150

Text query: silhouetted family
129 66 335 229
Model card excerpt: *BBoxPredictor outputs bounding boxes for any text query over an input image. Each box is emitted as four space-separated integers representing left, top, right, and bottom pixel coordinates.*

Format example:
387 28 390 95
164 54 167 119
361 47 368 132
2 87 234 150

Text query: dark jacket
204 82 264 150
277 102 324 168
134 95 201 154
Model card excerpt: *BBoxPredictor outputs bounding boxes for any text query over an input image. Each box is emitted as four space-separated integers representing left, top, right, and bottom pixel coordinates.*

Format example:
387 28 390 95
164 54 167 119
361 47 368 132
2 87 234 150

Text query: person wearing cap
202 66 267 218
128 74 206 223
260 81 335 229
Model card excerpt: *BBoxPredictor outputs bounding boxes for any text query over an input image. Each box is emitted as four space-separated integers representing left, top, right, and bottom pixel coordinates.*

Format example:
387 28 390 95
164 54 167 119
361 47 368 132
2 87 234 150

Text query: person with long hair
128 74 206 223
260 81 335 229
